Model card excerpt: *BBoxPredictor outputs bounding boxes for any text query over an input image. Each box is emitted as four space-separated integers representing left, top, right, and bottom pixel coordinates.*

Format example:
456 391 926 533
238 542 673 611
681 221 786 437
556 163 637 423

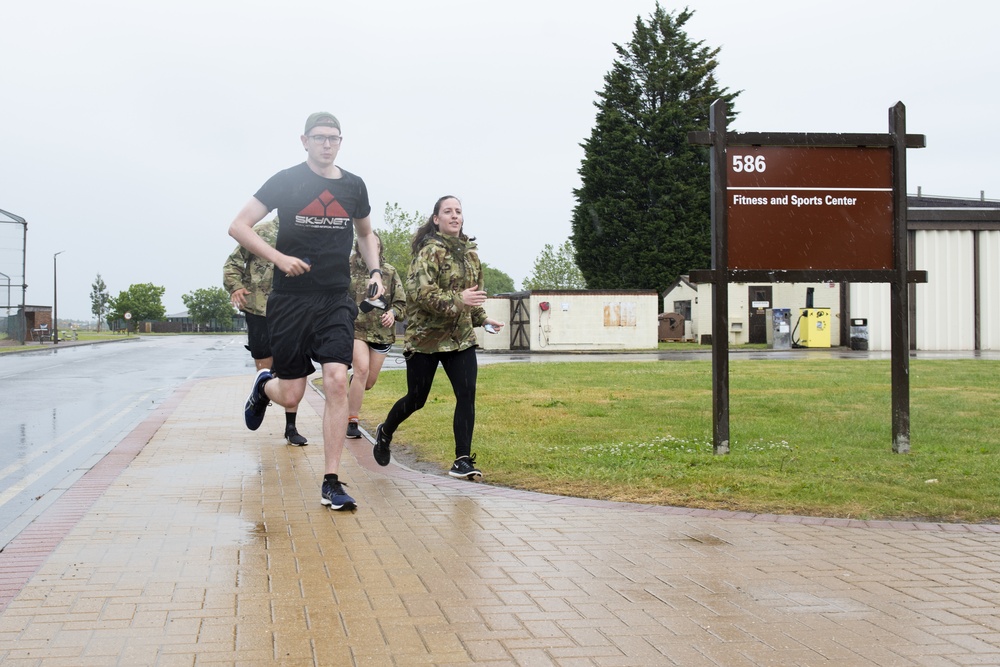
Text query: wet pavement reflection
0 343 997 665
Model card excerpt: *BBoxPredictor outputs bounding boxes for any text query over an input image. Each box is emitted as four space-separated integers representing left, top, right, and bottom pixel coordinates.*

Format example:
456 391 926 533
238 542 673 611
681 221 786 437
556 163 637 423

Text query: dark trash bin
850 318 869 351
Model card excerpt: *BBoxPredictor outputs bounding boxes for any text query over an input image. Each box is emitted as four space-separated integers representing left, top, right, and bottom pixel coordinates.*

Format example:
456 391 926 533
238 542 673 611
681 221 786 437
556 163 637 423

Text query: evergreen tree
571 4 737 304
522 240 587 290
90 273 110 332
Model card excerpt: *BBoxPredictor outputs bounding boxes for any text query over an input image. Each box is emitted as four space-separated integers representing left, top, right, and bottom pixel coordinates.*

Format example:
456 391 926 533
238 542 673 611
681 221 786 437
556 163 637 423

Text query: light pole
53 251 65 344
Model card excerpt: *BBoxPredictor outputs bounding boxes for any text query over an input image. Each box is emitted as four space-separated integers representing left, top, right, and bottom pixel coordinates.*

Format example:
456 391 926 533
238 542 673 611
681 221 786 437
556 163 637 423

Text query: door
748 285 772 344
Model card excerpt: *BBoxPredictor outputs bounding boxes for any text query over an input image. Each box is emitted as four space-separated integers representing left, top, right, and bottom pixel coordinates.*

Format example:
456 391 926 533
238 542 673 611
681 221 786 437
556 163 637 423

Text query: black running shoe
449 454 482 480
321 477 356 511
243 368 272 431
373 423 391 466
284 426 308 446
346 420 362 439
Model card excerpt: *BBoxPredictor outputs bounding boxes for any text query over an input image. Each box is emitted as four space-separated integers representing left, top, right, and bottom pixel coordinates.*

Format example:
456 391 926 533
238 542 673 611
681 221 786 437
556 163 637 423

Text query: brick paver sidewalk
0 375 998 666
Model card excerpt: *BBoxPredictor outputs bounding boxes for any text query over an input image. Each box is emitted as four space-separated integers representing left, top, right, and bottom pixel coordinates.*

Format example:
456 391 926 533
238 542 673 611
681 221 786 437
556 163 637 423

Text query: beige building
663 195 1000 351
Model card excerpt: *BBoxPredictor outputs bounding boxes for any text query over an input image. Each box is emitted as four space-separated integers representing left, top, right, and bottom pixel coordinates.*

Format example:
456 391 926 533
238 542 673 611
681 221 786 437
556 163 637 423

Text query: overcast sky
2 0 998 321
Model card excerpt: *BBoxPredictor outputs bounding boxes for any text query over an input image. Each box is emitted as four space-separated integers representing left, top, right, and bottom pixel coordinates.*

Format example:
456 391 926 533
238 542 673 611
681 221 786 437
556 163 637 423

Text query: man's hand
366 275 385 300
276 255 311 278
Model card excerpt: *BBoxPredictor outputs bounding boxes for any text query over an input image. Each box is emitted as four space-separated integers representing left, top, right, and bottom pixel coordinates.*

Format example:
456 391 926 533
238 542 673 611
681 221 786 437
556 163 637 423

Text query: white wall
914 230 976 350
475 298 511 350
848 283 891 350
476 292 658 351
980 230 1000 350
692 282 841 346
530 292 657 351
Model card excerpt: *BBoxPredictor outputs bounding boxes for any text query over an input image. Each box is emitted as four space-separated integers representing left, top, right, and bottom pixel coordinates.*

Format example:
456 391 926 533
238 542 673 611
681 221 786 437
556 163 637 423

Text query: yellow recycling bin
798 308 831 348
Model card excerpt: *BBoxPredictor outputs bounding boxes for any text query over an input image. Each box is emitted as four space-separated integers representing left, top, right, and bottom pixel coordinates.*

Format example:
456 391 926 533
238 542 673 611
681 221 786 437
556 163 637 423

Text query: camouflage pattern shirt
222 218 278 317
349 255 405 345
403 232 487 355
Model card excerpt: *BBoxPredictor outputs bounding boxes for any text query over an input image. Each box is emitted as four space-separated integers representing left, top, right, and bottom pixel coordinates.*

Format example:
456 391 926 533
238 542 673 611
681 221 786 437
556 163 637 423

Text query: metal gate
508 293 530 351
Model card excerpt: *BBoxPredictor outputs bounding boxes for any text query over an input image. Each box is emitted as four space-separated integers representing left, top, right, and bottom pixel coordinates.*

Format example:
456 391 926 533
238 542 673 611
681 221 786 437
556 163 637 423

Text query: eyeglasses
308 134 343 146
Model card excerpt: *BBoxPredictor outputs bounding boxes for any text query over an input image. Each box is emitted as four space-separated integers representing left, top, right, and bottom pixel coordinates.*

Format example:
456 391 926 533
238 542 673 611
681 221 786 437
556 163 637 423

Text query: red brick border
0 381 196 612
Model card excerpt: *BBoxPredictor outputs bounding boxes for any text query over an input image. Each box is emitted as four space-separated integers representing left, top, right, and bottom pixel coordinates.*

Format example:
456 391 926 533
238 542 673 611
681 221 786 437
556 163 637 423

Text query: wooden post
889 102 911 453
709 100 730 455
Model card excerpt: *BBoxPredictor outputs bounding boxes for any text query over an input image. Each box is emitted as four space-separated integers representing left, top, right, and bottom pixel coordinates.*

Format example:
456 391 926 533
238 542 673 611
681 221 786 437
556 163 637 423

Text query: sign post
689 100 926 454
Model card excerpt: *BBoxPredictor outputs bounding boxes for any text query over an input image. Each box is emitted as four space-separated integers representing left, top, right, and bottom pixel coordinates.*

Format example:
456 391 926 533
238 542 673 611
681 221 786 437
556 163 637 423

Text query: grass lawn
353 357 1000 524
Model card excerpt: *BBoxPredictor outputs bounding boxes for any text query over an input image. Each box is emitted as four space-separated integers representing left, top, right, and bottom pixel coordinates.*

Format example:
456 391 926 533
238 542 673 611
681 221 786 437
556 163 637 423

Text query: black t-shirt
253 162 372 294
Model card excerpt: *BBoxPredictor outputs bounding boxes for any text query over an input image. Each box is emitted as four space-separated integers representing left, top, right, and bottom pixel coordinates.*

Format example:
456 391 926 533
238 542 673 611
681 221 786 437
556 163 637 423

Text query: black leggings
383 346 478 458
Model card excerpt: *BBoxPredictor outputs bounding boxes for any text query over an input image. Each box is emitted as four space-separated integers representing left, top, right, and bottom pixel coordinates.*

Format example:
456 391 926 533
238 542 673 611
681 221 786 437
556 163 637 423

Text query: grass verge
355 357 999 524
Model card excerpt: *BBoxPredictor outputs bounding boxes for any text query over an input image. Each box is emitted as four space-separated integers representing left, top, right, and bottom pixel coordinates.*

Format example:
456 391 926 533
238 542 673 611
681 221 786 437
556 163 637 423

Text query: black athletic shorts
244 313 271 360
266 291 358 379
368 341 393 355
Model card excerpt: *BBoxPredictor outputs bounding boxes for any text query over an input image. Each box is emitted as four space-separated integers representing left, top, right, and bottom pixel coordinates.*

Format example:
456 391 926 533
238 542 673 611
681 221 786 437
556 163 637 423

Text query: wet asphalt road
0 335 255 547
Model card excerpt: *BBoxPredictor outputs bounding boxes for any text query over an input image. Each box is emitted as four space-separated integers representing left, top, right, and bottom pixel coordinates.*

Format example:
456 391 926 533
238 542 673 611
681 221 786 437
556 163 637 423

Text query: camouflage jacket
349 256 405 345
222 218 278 317
403 232 487 355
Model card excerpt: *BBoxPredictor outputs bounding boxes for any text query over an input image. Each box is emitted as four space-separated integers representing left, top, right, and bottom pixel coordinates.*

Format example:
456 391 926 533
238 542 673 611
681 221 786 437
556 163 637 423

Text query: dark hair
411 195 471 254
351 230 384 269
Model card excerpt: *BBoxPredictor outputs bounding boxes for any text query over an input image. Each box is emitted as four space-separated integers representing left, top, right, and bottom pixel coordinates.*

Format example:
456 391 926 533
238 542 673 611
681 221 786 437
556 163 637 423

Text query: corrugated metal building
665 195 1000 350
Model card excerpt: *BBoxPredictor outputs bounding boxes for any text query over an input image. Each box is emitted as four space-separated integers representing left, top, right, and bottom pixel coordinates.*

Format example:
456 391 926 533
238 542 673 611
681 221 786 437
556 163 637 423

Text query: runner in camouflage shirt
372 196 504 480
223 217 278 318
346 233 405 438
222 217 308 446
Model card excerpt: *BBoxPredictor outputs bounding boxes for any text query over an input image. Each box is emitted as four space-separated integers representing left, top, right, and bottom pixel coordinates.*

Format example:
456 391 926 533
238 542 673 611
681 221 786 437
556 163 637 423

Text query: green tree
571 4 738 303
377 202 423 274
90 273 110 332
522 240 587 290
108 283 166 331
182 287 235 331
481 263 516 295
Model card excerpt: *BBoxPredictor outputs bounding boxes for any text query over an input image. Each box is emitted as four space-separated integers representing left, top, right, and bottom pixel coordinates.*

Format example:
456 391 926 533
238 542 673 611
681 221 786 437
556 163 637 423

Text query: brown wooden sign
727 146 893 270
688 101 926 457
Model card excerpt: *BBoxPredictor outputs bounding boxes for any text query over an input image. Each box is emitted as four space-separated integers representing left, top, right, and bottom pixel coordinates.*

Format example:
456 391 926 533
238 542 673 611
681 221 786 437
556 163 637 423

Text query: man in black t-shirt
228 112 385 511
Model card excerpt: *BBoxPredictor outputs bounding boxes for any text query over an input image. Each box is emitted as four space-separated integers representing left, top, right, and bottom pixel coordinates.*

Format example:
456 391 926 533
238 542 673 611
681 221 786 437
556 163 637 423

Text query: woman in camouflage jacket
372 196 504 480
346 232 406 439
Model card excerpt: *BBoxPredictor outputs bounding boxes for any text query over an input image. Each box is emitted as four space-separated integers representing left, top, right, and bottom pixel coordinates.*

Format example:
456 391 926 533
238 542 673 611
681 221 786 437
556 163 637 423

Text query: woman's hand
380 309 396 328
461 284 488 307
230 288 249 310
483 318 505 334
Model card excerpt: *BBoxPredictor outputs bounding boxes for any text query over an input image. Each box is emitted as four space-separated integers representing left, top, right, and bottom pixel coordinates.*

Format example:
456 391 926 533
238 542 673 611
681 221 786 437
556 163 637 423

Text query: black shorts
266 291 358 379
368 341 393 355
244 313 271 360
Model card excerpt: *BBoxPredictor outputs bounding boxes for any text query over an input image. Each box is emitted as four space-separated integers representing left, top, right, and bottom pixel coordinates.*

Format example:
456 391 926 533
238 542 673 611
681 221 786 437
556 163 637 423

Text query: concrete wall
477 291 659 351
